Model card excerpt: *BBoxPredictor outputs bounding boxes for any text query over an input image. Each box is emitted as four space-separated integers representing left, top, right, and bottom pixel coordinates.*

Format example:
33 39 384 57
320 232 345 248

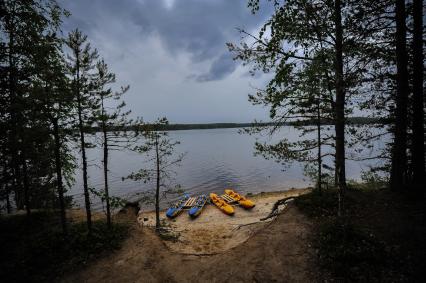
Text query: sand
137 188 311 254
63 192 316 283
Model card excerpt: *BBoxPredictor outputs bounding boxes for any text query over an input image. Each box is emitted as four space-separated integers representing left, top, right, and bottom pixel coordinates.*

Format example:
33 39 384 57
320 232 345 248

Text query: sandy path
62 189 316 283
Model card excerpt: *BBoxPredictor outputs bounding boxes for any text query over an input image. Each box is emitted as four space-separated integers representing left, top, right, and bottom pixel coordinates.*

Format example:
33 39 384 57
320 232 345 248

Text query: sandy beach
137 188 312 254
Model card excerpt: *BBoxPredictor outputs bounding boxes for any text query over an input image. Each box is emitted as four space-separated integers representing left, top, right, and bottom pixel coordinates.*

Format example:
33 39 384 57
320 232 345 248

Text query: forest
0 0 424 282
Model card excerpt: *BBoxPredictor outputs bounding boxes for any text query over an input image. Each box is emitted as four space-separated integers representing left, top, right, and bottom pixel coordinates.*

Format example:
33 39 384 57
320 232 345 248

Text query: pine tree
230 0 398 214
93 59 134 228
33 31 74 234
65 29 99 232
390 0 409 192
127 118 184 230
0 0 71 216
410 0 424 193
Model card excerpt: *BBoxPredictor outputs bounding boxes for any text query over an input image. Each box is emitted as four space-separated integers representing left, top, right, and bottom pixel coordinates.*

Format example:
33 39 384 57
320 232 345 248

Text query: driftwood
232 197 296 230
260 197 294 221
232 221 264 231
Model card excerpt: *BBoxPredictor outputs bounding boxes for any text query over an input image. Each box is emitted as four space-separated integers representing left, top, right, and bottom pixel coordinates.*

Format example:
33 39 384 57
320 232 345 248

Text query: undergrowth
295 186 418 282
0 211 130 282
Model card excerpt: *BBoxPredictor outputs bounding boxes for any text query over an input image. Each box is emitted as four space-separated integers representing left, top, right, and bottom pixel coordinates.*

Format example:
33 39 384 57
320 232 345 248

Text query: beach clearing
62 188 316 282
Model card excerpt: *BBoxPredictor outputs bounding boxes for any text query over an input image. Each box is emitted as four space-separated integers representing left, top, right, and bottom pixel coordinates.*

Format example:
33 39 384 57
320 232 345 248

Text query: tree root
260 197 294 221
232 221 264 231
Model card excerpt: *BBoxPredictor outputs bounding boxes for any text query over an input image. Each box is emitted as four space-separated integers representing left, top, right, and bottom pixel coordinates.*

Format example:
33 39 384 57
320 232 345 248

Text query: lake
68 127 386 210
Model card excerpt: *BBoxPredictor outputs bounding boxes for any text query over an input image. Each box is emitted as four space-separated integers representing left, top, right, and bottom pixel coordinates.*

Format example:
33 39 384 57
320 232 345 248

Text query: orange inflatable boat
209 193 234 215
225 189 255 209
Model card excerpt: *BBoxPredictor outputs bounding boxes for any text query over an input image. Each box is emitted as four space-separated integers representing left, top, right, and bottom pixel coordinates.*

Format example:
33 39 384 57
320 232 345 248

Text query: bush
0 212 130 282
317 218 389 281
294 189 338 217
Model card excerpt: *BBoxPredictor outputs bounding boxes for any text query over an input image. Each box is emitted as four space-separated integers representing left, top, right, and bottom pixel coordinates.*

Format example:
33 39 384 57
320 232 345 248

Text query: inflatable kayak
166 194 190 218
210 193 234 215
225 189 255 209
188 194 208 218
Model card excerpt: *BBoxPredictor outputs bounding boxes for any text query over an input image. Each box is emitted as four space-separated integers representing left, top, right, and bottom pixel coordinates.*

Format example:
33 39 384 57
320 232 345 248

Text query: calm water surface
68 127 386 210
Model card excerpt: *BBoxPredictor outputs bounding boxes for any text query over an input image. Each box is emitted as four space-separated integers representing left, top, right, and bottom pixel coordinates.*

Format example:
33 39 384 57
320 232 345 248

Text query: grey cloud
196 52 237 82
60 0 273 81
58 0 274 123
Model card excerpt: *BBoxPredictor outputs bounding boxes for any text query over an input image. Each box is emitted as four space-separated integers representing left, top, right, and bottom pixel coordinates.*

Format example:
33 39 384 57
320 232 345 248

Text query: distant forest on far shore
91 116 386 132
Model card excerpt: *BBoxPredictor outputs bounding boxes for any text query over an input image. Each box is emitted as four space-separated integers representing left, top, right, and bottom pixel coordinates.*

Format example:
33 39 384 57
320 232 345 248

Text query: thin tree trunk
3 166 12 213
391 0 409 192
411 0 424 193
317 94 322 194
155 134 160 230
53 118 67 235
12 173 22 210
102 99 112 228
21 155 30 216
6 189 11 214
334 0 346 216
76 59 92 232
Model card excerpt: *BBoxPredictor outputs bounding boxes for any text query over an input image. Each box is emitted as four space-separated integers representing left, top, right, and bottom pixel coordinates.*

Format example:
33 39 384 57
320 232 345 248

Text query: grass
0 211 130 282
295 186 426 282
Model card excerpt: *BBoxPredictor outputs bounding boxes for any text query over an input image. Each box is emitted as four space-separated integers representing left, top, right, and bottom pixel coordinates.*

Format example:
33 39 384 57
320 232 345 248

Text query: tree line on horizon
229 0 424 214
87 116 385 133
0 0 183 235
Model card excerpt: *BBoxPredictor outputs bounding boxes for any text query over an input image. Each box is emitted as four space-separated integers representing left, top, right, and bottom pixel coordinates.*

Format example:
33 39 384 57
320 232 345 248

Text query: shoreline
136 187 313 214
137 187 312 254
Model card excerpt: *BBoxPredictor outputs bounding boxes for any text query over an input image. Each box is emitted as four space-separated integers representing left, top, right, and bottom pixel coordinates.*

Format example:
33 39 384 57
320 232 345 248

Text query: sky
59 0 275 123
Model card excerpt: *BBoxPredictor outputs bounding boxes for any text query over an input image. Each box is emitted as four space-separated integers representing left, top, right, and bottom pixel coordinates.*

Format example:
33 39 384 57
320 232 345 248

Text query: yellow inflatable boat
225 189 255 209
209 193 234 215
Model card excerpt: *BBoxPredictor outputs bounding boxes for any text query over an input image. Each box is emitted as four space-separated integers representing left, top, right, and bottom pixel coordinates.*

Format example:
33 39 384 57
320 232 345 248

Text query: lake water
68 127 386 210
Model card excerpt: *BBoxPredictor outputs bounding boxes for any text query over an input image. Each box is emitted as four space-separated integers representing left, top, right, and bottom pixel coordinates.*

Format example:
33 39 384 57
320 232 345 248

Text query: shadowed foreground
63 204 315 283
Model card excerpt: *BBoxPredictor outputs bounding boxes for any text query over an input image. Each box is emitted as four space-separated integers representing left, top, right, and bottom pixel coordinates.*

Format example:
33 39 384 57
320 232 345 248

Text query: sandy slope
62 188 316 282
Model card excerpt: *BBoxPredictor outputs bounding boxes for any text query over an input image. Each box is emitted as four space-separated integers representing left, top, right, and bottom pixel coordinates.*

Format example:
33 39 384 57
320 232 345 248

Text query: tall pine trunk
391 0 409 192
101 99 112 228
53 118 67 235
76 59 92 232
155 134 160 230
411 0 424 193
334 0 346 216
7 10 23 211
317 95 322 194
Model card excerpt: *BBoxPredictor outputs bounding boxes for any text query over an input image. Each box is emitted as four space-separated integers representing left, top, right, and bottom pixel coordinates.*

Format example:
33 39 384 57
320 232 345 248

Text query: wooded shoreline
88 116 386 132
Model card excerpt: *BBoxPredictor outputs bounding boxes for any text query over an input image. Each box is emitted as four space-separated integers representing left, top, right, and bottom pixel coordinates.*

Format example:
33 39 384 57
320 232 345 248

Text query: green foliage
359 170 389 189
0 0 74 214
127 118 185 192
89 187 126 211
0 211 130 282
303 162 334 188
126 118 184 228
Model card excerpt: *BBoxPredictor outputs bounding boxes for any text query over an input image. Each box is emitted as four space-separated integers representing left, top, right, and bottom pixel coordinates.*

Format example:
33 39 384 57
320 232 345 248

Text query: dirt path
62 202 316 283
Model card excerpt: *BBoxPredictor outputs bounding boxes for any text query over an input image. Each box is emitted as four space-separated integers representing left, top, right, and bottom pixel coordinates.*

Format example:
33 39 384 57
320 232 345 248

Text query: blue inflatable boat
166 194 190 218
188 194 208 218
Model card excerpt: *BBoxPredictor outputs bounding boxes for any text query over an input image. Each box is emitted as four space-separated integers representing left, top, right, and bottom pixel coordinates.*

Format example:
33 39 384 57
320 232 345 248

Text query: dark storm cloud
58 0 274 123
196 52 237 82
60 0 272 81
